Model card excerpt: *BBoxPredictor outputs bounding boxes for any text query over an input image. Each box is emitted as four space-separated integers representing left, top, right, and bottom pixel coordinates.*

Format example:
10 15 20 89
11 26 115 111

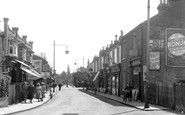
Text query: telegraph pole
144 0 150 109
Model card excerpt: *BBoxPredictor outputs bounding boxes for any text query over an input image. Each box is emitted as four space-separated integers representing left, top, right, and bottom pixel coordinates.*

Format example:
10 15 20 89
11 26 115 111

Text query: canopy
21 67 41 79
14 59 30 68
93 71 100 82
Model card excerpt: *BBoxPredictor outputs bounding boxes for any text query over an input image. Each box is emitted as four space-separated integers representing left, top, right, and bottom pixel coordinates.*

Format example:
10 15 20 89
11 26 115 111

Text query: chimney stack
157 0 169 14
22 35 27 43
28 41 33 49
12 27 19 36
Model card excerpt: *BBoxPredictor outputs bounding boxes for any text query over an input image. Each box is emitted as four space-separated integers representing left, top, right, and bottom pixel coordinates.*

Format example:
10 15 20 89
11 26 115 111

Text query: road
12 86 179 115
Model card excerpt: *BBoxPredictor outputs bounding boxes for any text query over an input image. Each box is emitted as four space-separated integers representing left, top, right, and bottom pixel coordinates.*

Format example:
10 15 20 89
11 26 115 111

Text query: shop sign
131 60 140 66
166 28 185 67
133 67 140 75
150 52 160 70
149 39 164 51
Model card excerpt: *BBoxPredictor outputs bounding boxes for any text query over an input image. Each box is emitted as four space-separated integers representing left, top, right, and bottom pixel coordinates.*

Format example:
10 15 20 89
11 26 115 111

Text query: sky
0 0 159 74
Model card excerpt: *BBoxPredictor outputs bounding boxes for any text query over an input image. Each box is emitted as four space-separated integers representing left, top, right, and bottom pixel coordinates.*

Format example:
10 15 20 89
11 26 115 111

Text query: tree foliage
72 67 89 87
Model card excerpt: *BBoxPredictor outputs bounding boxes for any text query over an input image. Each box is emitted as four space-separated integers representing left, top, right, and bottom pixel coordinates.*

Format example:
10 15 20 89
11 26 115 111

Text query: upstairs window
9 44 17 57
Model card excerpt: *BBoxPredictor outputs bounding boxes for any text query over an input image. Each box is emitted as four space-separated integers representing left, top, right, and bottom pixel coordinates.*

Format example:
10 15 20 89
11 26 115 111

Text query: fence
148 82 185 111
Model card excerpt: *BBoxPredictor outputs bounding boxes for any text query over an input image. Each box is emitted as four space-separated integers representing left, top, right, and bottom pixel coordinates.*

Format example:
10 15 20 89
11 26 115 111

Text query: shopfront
110 64 121 96
130 59 141 100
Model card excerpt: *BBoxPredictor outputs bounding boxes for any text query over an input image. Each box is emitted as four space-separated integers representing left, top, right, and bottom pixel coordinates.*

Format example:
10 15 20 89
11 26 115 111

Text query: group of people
122 84 133 102
22 81 46 103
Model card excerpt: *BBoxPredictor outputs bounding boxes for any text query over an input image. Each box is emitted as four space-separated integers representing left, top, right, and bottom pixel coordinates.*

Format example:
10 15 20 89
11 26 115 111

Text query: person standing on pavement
50 83 54 99
41 82 46 101
58 83 62 91
27 81 35 103
36 83 42 102
22 81 28 103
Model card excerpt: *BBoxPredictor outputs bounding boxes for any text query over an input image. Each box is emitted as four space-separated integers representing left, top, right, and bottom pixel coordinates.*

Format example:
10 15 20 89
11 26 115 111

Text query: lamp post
74 57 85 67
144 0 150 109
53 40 69 75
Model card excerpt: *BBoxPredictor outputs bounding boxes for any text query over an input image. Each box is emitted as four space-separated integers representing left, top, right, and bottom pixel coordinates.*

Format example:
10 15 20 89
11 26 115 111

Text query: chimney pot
121 30 124 36
115 35 117 40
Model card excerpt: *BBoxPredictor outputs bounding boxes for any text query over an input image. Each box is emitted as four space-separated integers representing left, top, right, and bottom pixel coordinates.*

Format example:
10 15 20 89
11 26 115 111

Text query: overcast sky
0 0 159 73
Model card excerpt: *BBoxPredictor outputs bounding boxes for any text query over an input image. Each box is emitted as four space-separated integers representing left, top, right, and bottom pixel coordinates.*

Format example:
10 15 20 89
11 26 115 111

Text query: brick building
120 0 185 110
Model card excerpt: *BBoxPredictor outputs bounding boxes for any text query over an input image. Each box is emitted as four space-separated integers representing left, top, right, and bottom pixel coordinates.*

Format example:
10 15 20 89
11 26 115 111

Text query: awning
93 71 100 82
14 59 30 68
21 67 41 79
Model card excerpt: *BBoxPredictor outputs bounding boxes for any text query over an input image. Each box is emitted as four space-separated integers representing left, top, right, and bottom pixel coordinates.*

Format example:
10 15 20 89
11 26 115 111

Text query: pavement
0 90 56 115
81 89 179 112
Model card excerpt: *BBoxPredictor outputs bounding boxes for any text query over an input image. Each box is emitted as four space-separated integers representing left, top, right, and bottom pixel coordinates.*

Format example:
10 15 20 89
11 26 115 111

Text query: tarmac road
12 86 179 115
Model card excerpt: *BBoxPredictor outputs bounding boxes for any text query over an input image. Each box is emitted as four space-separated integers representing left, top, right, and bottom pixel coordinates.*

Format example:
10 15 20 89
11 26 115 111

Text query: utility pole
144 0 150 109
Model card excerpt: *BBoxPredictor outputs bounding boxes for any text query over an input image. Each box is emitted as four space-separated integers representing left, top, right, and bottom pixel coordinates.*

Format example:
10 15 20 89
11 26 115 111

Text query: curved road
12 86 179 115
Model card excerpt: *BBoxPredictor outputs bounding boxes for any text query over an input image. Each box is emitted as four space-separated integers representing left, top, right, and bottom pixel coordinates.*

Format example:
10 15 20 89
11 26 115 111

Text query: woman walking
36 83 42 102
22 82 28 103
41 82 46 101
27 81 35 103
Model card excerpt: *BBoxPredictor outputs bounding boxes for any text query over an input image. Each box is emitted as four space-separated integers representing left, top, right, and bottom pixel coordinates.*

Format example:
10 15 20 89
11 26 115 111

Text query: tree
71 67 89 87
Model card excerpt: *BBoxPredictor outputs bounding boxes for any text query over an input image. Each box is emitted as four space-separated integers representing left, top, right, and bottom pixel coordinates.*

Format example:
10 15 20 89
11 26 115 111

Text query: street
12 86 179 115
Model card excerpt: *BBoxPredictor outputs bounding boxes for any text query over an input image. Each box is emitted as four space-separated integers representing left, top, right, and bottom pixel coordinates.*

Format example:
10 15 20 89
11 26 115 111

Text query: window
9 45 13 54
9 43 18 57
22 49 26 61
119 46 121 63
114 48 117 64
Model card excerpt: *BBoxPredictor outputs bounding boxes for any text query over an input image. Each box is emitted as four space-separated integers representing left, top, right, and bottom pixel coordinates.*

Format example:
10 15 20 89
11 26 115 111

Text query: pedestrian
41 82 46 101
50 84 54 99
36 83 42 102
58 83 62 91
126 84 133 101
27 81 35 103
22 81 28 103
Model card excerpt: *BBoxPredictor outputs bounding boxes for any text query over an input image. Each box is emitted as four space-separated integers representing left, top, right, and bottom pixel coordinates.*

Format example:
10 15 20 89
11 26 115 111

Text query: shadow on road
79 89 131 107
79 89 181 115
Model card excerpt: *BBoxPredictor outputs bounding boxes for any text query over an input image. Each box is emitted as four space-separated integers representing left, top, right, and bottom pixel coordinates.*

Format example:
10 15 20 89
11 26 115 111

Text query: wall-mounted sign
150 52 160 70
166 28 185 67
149 39 164 51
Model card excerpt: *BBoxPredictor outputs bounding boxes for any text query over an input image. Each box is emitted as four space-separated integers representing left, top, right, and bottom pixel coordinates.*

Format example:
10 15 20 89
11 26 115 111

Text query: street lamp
53 40 69 75
74 57 85 67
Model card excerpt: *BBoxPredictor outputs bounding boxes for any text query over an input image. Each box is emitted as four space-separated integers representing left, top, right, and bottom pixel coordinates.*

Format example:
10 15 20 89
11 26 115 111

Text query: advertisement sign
32 60 42 73
166 28 185 67
150 52 160 70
